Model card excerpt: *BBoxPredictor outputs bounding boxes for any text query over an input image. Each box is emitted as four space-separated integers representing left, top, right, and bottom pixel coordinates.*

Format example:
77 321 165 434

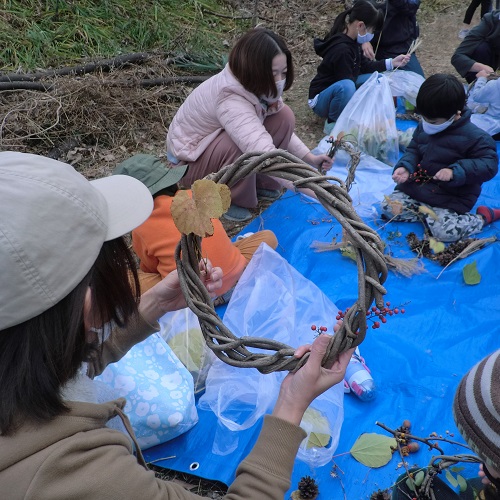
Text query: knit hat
453 350 500 471
113 154 188 196
0 151 153 330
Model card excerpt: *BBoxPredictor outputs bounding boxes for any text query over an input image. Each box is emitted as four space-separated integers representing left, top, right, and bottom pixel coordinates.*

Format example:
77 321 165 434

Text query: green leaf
457 474 468 492
429 237 445 254
445 470 459 488
302 407 331 449
340 246 357 262
463 261 481 285
349 433 397 468
405 477 418 493
414 470 425 487
450 466 465 473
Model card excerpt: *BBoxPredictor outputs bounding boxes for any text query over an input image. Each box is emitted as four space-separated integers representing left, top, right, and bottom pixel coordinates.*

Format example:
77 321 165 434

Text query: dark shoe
223 204 252 222
256 188 282 202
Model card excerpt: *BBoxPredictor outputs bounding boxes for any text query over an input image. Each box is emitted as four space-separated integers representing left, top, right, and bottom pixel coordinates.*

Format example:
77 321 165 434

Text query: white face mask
357 31 374 44
421 114 456 135
262 78 286 104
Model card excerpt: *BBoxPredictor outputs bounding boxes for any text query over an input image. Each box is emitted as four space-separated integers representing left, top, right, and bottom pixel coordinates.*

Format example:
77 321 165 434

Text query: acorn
407 442 420 453
402 419 411 429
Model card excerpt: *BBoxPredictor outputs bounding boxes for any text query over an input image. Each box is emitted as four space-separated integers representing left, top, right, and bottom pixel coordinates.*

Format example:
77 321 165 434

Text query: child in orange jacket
113 155 278 303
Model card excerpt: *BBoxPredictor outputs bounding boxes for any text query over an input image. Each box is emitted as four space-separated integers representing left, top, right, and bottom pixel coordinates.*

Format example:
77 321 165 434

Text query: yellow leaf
171 180 231 237
429 237 445 254
302 407 331 449
418 205 439 221
384 195 403 216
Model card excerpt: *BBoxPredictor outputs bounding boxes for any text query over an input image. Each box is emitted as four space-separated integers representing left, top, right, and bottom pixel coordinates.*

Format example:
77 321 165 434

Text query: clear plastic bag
332 72 399 166
201 244 345 465
198 361 280 456
308 145 394 218
159 307 215 394
385 70 425 106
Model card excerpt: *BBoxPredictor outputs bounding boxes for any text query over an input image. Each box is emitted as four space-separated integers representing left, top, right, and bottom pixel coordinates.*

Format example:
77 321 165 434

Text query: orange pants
137 230 278 294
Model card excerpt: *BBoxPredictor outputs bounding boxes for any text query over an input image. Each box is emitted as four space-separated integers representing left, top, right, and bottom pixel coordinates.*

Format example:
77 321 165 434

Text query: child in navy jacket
381 73 499 242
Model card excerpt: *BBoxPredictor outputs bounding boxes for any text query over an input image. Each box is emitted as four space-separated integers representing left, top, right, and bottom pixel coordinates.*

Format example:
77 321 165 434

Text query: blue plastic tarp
144 139 500 499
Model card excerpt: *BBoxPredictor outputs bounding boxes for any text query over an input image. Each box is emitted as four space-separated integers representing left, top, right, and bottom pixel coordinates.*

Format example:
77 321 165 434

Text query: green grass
0 0 249 71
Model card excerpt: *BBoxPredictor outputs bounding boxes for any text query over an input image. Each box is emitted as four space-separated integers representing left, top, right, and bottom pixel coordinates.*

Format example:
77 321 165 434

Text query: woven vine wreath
174 148 388 374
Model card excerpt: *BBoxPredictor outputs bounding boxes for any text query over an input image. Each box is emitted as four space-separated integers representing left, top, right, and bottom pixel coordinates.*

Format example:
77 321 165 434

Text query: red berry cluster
335 302 406 330
310 324 328 337
409 165 433 185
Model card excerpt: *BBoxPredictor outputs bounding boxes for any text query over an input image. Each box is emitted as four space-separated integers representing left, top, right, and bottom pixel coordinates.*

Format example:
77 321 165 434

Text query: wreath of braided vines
175 149 388 374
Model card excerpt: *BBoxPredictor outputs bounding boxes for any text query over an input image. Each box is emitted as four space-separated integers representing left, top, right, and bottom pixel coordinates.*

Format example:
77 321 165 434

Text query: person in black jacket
459 0 492 39
361 0 424 77
452 9 500 82
381 74 499 242
308 0 410 135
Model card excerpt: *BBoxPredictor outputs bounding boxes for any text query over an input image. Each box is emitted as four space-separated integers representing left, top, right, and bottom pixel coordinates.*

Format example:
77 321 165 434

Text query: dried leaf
302 407 331 449
171 180 231 237
463 261 481 285
384 195 403 216
429 237 445 254
418 205 439 221
350 433 397 468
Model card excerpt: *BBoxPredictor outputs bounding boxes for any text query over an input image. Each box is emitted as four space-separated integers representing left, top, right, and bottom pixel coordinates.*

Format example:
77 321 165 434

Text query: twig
376 421 446 455
148 455 176 464
0 52 152 82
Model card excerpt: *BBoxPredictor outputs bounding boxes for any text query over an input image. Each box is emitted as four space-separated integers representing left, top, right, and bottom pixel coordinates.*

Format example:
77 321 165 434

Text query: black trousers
463 0 492 24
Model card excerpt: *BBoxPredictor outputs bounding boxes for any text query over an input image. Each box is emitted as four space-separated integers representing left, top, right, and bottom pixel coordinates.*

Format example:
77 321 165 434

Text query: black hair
229 27 294 99
0 237 139 436
154 184 179 198
326 0 384 39
416 74 466 120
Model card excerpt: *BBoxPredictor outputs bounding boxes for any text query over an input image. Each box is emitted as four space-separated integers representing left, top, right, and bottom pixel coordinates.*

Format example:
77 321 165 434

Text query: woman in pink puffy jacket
166 27 333 222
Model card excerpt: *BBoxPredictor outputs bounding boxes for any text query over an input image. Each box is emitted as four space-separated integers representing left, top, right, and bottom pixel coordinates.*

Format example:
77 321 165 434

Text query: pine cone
370 489 391 500
296 476 319 499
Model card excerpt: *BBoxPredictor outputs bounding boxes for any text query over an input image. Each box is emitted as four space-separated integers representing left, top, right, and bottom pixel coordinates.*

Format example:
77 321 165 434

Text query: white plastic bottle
344 348 376 402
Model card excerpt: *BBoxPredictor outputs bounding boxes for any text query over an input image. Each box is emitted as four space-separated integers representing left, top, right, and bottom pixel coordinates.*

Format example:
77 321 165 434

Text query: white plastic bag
201 244 345 465
332 72 399 166
159 307 215 394
385 70 425 106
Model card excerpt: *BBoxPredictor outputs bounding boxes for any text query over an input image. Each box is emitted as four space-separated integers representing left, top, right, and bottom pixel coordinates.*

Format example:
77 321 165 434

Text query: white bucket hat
0 151 153 330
